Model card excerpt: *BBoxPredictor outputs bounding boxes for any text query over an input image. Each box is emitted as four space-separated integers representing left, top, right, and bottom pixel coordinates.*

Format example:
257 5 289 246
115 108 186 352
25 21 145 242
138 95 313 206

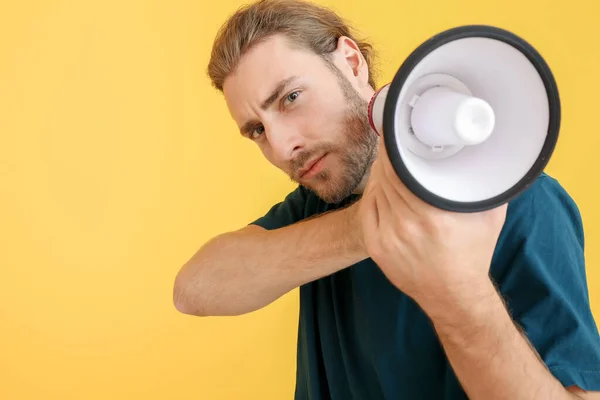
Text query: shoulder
500 172 583 247
492 172 585 280
490 172 589 311
508 172 581 223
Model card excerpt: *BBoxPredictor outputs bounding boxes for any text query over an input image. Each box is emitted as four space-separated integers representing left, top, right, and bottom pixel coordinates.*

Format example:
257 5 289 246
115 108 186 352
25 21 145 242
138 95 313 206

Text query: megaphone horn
368 25 560 213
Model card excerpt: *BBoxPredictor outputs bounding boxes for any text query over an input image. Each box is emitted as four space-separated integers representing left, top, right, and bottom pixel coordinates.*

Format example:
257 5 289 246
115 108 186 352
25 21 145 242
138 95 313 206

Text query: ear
334 36 370 87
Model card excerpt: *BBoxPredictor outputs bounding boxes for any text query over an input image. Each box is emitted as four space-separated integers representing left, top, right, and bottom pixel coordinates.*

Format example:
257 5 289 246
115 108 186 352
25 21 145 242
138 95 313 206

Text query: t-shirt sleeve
249 185 310 231
492 174 600 391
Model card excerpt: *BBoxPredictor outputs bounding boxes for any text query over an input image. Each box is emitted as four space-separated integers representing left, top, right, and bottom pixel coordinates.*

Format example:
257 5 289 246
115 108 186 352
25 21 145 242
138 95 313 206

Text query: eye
250 125 264 140
284 91 300 105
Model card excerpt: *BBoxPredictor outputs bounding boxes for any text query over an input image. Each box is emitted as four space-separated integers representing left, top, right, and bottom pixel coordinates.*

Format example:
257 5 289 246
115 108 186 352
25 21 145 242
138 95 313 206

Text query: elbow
172 272 206 317
173 290 195 316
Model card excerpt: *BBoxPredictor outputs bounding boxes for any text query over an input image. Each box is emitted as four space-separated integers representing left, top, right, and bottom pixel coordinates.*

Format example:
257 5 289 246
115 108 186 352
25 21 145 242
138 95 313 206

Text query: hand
357 138 508 311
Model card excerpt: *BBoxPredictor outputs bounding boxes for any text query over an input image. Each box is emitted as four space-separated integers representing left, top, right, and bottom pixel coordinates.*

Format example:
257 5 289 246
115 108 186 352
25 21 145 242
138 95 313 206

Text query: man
173 0 600 398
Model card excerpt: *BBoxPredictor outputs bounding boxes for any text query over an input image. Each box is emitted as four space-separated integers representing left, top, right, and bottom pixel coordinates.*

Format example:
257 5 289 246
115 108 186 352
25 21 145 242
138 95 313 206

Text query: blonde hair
207 0 378 91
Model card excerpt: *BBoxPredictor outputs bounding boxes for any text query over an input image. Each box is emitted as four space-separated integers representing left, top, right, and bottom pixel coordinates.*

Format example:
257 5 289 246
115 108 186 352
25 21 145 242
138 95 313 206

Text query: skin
174 32 600 399
223 34 377 204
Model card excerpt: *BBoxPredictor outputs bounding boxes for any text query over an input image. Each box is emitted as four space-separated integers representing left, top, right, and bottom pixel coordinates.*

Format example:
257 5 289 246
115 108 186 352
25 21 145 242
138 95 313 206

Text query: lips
298 154 327 179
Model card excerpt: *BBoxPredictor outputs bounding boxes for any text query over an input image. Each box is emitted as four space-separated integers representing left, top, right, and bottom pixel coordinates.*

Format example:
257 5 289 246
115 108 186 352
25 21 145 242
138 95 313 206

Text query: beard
287 69 378 204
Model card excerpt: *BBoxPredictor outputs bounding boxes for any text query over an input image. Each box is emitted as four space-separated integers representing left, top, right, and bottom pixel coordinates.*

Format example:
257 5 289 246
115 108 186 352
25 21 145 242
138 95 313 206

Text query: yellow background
1 0 598 399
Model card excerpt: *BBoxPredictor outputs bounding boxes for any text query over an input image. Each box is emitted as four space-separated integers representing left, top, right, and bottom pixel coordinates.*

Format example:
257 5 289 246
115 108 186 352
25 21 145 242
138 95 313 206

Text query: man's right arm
172 200 366 317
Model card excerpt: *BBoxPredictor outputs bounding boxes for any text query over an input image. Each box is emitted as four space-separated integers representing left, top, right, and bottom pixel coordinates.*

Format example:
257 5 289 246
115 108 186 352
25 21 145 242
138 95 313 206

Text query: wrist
417 276 499 324
424 279 507 355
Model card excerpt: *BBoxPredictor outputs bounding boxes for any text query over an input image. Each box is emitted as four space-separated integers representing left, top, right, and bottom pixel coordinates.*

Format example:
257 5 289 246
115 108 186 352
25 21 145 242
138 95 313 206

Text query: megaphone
368 25 560 213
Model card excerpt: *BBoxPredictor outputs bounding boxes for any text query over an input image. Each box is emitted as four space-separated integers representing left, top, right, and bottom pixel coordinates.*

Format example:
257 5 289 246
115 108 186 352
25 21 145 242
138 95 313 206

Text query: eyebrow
239 75 298 136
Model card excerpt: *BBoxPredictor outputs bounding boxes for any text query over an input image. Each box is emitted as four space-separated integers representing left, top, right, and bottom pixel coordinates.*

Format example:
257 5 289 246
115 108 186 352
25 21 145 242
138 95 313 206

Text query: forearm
173 201 366 316
420 278 578 400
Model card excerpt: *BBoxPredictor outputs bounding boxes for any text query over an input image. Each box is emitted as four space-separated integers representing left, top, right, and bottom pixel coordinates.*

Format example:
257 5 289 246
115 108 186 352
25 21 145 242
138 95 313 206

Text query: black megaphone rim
382 24 561 213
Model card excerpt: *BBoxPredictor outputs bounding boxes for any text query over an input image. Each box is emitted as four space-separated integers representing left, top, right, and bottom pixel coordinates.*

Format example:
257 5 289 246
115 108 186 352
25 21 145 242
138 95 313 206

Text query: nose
266 122 304 164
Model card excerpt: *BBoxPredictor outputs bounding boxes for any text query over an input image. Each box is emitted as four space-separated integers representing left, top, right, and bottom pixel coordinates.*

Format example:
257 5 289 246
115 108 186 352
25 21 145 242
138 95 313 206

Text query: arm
412 174 600 399
359 136 600 398
173 200 366 316
420 280 599 400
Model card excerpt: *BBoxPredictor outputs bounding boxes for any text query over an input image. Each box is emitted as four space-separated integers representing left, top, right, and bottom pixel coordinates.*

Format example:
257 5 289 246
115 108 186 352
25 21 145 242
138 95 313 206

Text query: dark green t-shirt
251 173 600 399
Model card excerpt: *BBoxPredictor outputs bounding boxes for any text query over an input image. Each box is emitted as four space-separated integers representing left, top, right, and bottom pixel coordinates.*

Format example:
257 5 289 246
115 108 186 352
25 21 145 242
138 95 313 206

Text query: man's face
223 34 377 203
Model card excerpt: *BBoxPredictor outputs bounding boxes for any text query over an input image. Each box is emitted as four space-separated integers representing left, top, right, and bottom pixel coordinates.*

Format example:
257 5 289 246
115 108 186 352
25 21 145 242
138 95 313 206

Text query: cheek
295 103 343 140
256 141 289 171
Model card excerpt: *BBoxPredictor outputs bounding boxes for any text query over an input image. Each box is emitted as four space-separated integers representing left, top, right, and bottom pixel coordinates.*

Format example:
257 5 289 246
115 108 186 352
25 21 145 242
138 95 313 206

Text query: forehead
223 35 328 113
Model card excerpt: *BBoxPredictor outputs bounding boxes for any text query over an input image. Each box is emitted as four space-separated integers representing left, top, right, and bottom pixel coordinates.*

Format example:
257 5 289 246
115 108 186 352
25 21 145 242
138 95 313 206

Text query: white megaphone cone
367 25 560 213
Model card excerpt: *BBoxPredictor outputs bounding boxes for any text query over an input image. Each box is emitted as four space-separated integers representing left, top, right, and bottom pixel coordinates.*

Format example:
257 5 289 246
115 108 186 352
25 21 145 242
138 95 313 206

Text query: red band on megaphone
367 86 385 136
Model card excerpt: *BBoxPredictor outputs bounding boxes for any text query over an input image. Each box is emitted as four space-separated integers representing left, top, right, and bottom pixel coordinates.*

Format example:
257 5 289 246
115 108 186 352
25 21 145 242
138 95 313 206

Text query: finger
377 159 415 220
490 203 508 225
370 157 393 213
370 143 419 223
378 147 428 216
375 137 403 195
365 158 398 231
362 184 380 231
